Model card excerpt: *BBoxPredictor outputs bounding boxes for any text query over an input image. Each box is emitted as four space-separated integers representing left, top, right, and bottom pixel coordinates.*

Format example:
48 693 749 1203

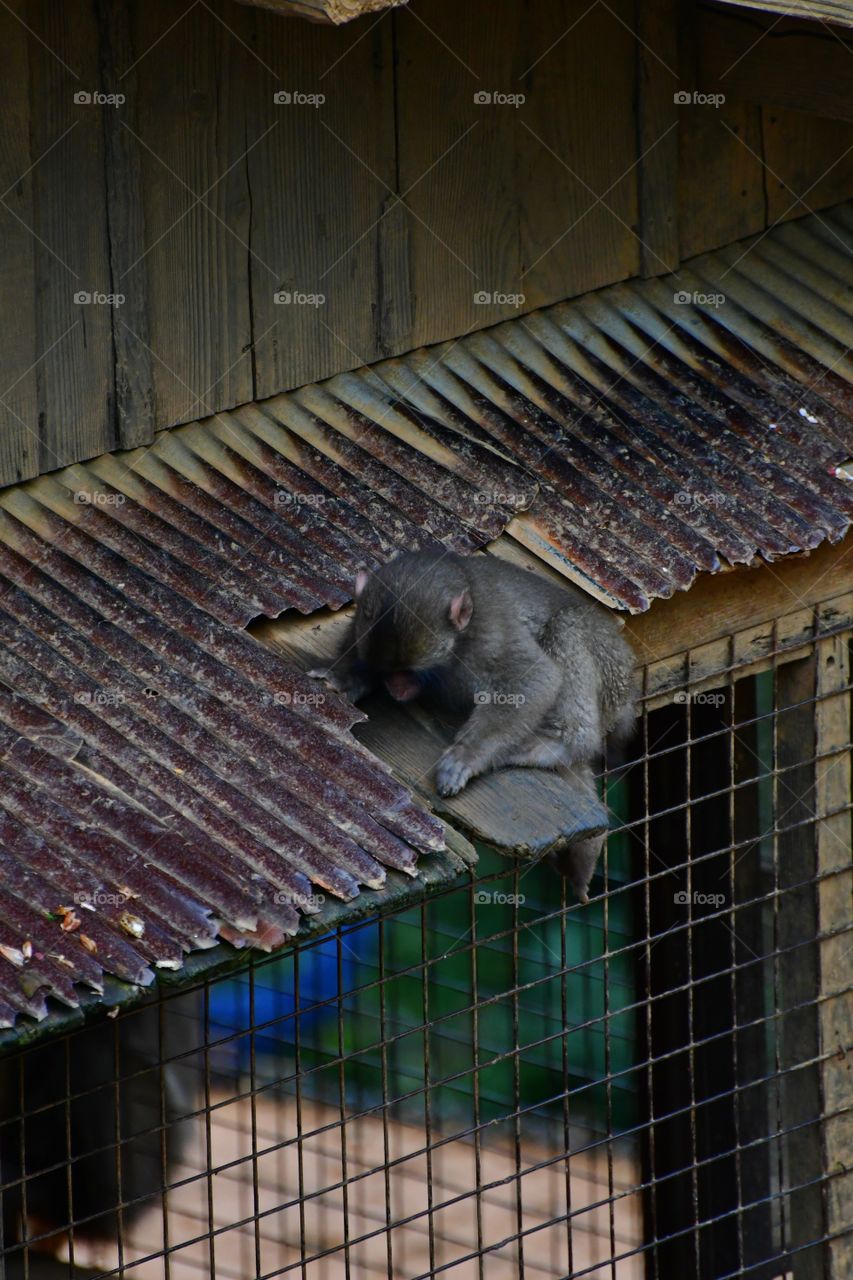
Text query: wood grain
31 0 115 473
0 0 39 482
130 0 254 429
247 3 397 396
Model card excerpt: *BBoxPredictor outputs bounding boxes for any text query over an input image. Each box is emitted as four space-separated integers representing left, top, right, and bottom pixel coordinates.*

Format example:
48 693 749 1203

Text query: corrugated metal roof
0 200 851 1024
372 206 853 609
0 498 446 1024
41 390 536 628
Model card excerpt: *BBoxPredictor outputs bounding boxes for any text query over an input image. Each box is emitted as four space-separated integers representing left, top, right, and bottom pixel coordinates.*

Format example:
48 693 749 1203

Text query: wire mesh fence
0 620 850 1279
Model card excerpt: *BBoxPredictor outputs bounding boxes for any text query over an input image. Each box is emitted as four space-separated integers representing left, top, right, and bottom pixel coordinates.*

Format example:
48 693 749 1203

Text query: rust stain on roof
0 202 851 1023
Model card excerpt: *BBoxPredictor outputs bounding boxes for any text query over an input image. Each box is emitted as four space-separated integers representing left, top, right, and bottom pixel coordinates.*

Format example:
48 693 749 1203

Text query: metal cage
1 601 850 1280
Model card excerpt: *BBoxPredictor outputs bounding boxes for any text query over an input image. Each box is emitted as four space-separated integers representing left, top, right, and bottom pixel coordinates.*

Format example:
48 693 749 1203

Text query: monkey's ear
448 589 473 631
354 570 369 599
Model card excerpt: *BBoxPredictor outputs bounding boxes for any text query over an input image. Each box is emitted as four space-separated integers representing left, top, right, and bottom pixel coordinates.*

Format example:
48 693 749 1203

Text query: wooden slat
97 0 155 448
699 2 853 122
815 630 853 1279
395 0 639 344
247 2 398 396
518 0 640 305
30 0 116 473
763 107 853 227
236 0 407 21
627 534 853 670
0 0 38 483
130 0 254 429
677 98 765 258
636 0 680 276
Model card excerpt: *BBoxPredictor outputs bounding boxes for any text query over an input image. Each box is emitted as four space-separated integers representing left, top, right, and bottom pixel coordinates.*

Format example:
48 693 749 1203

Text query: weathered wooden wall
0 0 851 485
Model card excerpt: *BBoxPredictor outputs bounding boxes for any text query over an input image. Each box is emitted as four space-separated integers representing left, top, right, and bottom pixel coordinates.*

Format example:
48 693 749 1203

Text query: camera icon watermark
673 289 725 308
674 890 726 908
73 290 125 307
474 889 526 906
273 289 325 307
474 690 526 707
473 90 525 108
73 490 126 506
673 90 725 108
474 289 525 307
273 90 325 108
274 689 327 707
74 90 125 107
672 690 727 708
274 490 328 507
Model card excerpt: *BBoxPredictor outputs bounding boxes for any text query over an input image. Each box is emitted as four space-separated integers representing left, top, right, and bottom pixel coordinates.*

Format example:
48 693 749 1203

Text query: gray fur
316 551 636 799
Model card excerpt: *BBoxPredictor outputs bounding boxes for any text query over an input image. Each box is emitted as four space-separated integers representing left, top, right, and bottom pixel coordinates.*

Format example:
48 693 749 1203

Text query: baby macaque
312 552 635 798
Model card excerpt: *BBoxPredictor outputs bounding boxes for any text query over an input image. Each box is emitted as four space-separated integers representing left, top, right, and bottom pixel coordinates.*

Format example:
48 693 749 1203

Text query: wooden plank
30 0 116 473
97 0 155 448
716 0 853 25
394 0 639 344
763 107 853 227
626 533 853 669
518 0 640 307
237 0 407 20
247 2 398 397
636 0 681 276
0 0 39 484
775 656 825 1278
815 633 853 1279
677 96 765 258
699 2 853 122
130 0 254 429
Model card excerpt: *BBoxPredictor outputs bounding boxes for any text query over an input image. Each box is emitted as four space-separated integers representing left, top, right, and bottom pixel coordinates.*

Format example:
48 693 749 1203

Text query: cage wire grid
0 606 850 1280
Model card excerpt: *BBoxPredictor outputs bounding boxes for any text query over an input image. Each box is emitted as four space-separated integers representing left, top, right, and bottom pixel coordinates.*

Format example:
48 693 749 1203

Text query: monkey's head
352 554 473 702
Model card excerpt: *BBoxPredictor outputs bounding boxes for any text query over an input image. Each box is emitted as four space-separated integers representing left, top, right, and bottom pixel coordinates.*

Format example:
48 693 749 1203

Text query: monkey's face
352 569 472 703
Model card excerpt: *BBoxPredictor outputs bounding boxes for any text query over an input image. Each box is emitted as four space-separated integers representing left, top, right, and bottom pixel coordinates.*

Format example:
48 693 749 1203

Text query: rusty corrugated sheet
373 205 853 610
0 202 850 1023
37 385 536 629
0 495 445 1024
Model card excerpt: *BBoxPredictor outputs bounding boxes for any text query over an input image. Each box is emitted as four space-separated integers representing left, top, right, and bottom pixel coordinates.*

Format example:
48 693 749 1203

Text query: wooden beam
699 2 853 122
236 0 406 22
627 533 853 667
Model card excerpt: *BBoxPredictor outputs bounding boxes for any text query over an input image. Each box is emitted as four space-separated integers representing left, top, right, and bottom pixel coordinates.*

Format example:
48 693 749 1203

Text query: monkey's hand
308 666 371 704
435 745 475 797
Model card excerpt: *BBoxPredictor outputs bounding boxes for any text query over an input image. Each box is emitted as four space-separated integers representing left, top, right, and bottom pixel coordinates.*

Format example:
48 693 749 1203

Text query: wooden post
815 626 853 1278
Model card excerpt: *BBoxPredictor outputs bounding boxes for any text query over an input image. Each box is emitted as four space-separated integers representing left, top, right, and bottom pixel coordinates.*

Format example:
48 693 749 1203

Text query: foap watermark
274 490 329 508
474 490 527 507
473 889 526 906
474 690 526 707
674 289 725 308
74 90 125 108
674 890 726 909
672 690 727 708
274 689 327 707
275 890 326 910
473 90 525 108
673 90 725 108
274 289 325 307
273 90 325 108
474 290 525 307
674 490 734 510
73 689 125 707
74 888 131 909
73 490 126 506
74 290 125 307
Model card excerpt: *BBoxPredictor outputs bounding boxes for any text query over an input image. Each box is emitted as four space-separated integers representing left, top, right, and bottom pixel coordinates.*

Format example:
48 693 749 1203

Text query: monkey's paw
435 748 474 797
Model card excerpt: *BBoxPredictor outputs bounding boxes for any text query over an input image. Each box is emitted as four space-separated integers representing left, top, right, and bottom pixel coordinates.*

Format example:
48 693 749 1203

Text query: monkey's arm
435 647 563 796
308 619 373 703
